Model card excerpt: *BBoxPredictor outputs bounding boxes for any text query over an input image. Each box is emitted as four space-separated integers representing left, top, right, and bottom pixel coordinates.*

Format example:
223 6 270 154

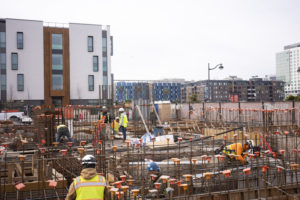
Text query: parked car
0 111 32 124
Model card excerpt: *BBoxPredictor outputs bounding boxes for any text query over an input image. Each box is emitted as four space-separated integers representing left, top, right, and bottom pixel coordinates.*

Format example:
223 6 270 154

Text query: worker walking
56 124 72 143
118 108 128 141
65 155 108 200
221 140 252 164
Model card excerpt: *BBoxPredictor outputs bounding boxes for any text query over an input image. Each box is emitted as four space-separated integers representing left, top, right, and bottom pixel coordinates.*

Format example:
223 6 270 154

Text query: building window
103 75 108 85
88 36 93 52
52 74 63 90
52 54 63 70
17 32 23 49
93 56 98 72
0 32 5 48
88 75 94 91
103 57 107 71
11 53 18 70
102 37 107 52
52 34 62 49
17 74 24 91
0 53 5 69
1 74 6 90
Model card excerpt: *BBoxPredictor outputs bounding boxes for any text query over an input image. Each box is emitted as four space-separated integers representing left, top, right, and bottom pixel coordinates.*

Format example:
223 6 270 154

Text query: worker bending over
222 141 252 164
66 155 108 200
56 124 72 143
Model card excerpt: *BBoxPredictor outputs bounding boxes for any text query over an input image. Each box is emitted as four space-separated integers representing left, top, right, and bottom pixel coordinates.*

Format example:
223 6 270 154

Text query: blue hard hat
147 162 160 171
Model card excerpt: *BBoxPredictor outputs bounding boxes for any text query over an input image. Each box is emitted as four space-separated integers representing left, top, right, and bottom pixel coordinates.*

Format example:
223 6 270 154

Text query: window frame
17 32 23 49
0 32 6 48
17 74 24 91
93 56 99 72
88 36 93 52
0 53 6 69
11 53 18 70
88 75 94 91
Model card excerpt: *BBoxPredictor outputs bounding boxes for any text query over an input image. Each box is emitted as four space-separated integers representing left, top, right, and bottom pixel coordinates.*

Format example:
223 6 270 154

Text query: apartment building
276 43 300 97
0 18 113 106
181 78 284 103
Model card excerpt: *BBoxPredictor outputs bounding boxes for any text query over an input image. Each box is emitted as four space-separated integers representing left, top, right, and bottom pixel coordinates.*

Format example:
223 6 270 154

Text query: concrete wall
69 23 103 100
6 19 44 101
180 102 300 126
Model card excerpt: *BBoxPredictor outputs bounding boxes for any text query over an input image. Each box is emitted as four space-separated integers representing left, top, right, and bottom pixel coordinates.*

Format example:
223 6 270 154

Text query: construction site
0 98 300 200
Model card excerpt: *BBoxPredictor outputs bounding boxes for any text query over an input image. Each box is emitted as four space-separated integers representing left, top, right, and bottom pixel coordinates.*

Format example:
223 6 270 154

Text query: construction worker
56 124 72 143
111 117 120 137
221 140 252 164
65 155 108 200
118 108 128 141
99 106 110 124
146 162 172 198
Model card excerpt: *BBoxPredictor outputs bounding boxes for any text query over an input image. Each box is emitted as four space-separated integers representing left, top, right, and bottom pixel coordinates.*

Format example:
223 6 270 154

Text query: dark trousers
57 127 72 142
120 126 126 140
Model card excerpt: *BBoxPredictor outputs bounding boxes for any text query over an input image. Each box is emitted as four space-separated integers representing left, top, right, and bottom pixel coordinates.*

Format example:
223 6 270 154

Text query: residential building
276 42 300 97
0 18 113 107
181 78 284 103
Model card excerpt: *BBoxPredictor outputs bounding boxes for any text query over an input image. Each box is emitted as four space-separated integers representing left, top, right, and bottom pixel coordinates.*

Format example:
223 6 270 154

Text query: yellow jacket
223 143 247 164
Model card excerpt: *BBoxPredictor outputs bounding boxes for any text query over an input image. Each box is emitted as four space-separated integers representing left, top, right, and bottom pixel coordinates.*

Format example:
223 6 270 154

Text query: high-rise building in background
0 18 113 107
276 43 300 97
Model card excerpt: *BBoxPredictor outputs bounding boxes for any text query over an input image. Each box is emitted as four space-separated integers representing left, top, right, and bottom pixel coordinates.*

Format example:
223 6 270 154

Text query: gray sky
1 0 300 81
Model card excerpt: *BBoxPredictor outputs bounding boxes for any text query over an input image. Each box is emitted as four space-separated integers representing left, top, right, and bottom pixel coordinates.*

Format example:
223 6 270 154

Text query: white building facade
0 18 113 106
276 43 300 97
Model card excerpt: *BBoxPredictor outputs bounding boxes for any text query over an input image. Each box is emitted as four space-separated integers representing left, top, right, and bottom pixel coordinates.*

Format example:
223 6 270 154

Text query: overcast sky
1 0 300 81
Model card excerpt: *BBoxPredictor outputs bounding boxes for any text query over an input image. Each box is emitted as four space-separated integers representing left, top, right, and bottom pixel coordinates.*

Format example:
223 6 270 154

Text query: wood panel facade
43 27 70 106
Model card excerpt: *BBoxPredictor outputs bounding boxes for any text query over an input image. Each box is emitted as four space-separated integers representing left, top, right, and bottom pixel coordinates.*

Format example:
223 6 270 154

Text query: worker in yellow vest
65 155 108 200
118 108 128 141
56 124 72 143
111 117 120 137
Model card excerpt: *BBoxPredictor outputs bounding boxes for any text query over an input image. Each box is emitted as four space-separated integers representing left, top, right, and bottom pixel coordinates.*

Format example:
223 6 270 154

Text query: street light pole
207 63 224 101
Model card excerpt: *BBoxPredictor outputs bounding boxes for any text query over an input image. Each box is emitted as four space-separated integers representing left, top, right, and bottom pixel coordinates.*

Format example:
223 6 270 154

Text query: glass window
103 57 107 71
52 34 62 49
17 74 24 91
0 53 6 69
102 37 107 52
88 75 94 91
0 32 5 48
52 54 63 70
17 32 23 49
11 53 18 70
93 56 98 72
88 36 93 52
52 74 63 90
1 74 6 90
103 75 108 85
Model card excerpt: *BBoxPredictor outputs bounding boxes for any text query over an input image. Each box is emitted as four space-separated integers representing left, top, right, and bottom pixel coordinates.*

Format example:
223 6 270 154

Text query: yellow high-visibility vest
120 113 128 128
112 120 119 131
74 174 106 200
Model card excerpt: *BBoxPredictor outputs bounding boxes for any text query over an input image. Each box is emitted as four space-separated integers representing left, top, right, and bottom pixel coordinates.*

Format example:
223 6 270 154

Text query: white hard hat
116 117 120 120
119 108 124 112
82 155 96 165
